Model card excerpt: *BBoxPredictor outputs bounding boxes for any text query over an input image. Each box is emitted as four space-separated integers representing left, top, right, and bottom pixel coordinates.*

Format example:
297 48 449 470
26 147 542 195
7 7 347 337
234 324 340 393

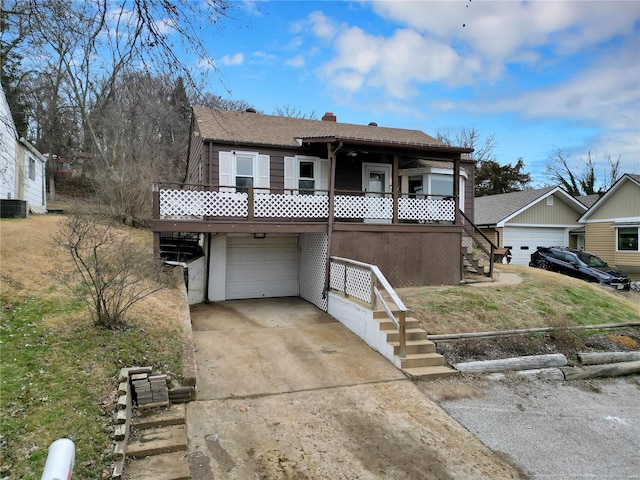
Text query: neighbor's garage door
226 235 299 299
503 227 567 266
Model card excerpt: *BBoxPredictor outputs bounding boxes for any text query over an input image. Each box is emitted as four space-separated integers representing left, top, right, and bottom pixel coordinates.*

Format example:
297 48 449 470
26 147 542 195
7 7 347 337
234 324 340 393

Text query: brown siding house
151 107 476 308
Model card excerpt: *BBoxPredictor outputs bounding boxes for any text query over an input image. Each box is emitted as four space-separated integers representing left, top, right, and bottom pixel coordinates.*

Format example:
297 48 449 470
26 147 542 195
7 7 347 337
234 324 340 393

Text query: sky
194 0 640 187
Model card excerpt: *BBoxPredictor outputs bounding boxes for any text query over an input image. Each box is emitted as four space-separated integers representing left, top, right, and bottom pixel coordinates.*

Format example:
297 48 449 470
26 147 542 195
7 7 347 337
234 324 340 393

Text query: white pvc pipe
41 438 75 480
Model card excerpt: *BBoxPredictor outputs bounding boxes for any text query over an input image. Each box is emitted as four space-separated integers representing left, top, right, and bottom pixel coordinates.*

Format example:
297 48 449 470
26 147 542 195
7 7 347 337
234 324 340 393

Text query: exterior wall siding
615 251 640 280
477 227 499 251
509 194 582 225
584 222 615 265
590 181 640 220
21 150 45 210
331 230 461 287
0 89 17 200
463 163 474 219
184 121 203 185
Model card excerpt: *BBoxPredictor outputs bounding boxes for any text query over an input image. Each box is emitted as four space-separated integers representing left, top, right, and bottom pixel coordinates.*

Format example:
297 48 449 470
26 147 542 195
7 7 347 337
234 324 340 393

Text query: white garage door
503 227 567 266
226 236 299 299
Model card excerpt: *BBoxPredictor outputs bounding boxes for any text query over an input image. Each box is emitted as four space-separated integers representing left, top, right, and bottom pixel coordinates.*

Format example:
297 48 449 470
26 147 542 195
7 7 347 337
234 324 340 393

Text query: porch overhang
297 135 473 158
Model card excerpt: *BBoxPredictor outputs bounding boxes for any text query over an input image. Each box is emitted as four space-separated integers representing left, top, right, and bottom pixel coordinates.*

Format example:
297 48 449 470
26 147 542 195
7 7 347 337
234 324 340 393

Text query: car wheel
540 260 553 271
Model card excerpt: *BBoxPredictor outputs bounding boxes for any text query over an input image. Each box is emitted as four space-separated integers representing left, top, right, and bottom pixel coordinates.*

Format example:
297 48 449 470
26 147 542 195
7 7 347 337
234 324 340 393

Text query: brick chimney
322 112 337 122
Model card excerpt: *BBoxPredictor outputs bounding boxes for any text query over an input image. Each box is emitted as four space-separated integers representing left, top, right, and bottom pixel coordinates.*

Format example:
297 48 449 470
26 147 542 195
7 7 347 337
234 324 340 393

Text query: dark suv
529 246 630 290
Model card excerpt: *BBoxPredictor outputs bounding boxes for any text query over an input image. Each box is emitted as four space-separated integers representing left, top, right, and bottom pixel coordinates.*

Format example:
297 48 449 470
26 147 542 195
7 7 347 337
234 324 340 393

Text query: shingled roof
192 107 462 151
474 187 560 226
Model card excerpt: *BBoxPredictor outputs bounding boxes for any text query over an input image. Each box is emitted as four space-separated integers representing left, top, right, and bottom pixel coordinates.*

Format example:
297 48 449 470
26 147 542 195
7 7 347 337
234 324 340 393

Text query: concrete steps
375 310 457 380
402 365 459 380
124 405 190 480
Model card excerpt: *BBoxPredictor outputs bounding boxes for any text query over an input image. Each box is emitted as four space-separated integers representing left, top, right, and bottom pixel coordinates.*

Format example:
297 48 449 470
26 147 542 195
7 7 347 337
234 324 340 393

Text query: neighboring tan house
474 187 587 266
0 86 47 216
150 108 479 307
577 174 640 280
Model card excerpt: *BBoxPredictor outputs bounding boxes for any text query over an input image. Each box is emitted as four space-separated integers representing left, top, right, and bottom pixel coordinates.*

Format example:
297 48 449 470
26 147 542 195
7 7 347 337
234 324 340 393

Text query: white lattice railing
329 256 408 358
158 187 455 223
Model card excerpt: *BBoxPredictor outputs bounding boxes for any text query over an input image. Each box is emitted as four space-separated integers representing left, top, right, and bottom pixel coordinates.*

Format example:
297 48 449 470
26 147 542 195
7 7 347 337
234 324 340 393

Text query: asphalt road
431 376 640 480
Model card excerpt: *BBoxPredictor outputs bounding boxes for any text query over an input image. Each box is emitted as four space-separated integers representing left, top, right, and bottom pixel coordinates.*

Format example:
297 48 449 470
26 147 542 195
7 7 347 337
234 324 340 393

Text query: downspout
324 141 342 297
204 233 212 304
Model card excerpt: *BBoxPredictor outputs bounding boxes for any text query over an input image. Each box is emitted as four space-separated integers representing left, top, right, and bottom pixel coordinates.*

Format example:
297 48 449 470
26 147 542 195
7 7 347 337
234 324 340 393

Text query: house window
299 161 315 194
219 151 269 193
429 174 453 198
284 156 327 195
409 175 423 197
235 155 254 193
28 156 36 180
617 227 639 251
546 196 554 206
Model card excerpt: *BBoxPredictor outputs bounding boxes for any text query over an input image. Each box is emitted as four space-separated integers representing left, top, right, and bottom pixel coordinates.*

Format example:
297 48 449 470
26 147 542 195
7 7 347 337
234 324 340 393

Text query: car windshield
576 251 608 267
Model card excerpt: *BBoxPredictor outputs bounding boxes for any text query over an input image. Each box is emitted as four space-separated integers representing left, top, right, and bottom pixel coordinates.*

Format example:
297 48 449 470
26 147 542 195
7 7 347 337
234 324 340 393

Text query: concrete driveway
185 297 525 479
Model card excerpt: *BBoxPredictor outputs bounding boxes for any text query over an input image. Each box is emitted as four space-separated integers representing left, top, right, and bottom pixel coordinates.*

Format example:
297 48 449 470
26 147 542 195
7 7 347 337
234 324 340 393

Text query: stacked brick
131 372 169 408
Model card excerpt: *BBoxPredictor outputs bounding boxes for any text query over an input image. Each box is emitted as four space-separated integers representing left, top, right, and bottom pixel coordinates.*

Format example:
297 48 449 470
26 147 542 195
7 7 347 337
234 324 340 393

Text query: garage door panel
503 227 567 266
226 236 299 299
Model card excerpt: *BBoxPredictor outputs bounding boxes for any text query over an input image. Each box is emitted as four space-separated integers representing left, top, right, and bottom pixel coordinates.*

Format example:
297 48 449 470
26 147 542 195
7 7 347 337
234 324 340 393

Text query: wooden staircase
461 245 489 277
373 309 457 380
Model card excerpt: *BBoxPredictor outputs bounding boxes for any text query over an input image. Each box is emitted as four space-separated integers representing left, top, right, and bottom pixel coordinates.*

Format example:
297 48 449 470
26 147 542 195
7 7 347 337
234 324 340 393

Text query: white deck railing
329 256 408 358
158 187 455 223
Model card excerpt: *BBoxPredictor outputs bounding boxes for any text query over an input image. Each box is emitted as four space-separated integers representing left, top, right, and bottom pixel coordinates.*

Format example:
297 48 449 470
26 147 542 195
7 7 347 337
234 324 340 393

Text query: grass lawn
1 216 185 479
400 265 639 334
1 216 638 478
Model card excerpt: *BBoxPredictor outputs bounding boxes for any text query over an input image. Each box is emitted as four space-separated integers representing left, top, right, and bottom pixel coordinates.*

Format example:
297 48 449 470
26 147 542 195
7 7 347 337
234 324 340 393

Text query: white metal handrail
330 256 407 358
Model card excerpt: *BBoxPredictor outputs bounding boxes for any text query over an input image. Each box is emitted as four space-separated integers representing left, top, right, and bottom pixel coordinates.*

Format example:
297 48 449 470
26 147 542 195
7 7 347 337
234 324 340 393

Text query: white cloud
220 52 244 66
197 56 216 70
370 1 640 62
285 54 305 68
319 26 483 99
308 11 337 39
253 50 278 63
153 18 175 36
470 43 640 132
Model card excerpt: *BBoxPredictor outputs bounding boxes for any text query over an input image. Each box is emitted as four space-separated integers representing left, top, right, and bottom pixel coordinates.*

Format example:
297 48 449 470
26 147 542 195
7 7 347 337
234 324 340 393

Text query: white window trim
615 225 640 252
28 155 36 181
399 170 465 211
284 155 328 195
220 150 270 193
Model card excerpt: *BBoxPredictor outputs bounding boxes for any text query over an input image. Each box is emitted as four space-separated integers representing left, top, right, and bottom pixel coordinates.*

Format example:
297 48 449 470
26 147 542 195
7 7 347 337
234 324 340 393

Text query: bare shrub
547 318 583 354
53 211 168 329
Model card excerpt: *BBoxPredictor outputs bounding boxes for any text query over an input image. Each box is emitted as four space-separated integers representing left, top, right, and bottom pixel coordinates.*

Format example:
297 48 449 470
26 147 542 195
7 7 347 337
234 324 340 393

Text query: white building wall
18 144 47 212
187 256 206 305
327 293 399 367
0 88 17 200
208 234 227 302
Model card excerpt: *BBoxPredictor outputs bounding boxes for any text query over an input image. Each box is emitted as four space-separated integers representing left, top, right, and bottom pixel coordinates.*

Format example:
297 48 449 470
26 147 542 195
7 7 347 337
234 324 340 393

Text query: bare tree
201 93 254 111
87 73 194 224
437 128 497 163
53 211 169 329
438 128 530 195
274 105 318 120
2 0 232 215
546 149 621 196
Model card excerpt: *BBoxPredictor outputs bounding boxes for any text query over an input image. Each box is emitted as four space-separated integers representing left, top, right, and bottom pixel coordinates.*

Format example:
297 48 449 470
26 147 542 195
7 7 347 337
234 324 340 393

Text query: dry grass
400 265 639 335
0 214 185 479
